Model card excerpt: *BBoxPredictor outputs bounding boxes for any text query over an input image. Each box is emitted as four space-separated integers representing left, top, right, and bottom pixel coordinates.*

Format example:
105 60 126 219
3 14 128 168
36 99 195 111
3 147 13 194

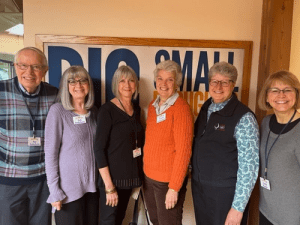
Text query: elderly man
0 47 58 225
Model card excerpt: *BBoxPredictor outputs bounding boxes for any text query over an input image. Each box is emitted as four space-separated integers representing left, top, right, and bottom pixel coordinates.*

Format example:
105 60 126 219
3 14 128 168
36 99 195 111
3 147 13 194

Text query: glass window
0 59 14 81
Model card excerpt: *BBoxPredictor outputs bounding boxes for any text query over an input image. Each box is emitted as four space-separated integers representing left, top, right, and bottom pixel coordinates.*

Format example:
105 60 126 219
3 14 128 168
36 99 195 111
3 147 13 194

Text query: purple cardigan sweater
45 103 97 204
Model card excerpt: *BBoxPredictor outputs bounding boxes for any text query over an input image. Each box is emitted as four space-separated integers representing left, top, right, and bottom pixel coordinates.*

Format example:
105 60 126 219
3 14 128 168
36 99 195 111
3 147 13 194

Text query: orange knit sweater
143 97 194 192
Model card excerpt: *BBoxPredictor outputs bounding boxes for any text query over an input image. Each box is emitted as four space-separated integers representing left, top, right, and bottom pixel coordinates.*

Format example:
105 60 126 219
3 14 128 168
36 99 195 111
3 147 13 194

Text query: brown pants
143 176 188 225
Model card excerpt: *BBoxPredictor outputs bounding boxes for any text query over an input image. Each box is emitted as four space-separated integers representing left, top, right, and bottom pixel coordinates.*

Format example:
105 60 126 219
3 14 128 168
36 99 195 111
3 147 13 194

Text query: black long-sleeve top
94 101 144 189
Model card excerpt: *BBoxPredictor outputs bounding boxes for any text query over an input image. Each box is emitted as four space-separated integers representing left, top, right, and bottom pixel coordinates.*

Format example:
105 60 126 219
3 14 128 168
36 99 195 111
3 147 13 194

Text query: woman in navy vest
191 61 259 225
257 71 300 225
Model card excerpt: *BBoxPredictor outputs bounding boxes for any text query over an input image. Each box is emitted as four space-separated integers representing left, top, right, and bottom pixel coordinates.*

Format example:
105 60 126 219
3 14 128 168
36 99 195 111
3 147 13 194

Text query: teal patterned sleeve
232 112 259 212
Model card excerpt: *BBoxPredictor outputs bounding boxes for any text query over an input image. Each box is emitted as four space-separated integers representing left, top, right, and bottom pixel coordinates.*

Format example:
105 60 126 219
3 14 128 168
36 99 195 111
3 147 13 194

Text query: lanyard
21 94 40 138
130 116 138 149
264 110 296 179
118 99 138 148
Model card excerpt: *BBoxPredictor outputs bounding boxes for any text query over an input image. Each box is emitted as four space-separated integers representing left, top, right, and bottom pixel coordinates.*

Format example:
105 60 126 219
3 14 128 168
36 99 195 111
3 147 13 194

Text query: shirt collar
18 82 41 96
210 97 231 111
152 92 179 108
208 95 233 118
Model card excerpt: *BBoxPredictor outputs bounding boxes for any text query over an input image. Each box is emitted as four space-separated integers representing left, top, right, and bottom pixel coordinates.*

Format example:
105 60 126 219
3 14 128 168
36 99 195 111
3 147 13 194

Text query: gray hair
154 60 182 87
14 47 48 67
58 65 94 110
111 65 139 99
208 61 237 83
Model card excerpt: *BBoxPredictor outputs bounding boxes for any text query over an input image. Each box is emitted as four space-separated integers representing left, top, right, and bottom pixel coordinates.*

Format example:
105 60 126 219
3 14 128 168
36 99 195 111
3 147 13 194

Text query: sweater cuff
168 182 181 192
47 187 66 204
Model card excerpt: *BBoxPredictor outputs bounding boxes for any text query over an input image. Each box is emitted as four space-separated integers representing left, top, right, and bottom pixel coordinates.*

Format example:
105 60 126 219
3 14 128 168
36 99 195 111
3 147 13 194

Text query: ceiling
0 0 23 33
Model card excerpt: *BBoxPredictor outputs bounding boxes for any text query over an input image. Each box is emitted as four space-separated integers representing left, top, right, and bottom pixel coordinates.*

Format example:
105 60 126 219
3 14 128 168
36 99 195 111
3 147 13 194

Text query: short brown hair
258 70 300 110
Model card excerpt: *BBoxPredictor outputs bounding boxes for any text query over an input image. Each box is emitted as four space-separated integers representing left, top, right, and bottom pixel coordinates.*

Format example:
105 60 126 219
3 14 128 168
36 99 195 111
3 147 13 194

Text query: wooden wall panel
250 1 294 225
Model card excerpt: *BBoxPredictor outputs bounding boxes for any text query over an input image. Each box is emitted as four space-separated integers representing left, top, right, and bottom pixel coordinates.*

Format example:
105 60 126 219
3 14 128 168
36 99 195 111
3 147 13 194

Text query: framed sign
36 35 252 119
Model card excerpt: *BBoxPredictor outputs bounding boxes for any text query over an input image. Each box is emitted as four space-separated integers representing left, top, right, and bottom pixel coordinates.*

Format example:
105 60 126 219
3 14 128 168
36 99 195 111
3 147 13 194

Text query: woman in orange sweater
143 60 194 225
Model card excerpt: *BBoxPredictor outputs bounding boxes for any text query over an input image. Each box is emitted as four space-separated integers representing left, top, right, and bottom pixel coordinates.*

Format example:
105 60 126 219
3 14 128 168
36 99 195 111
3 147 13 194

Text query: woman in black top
94 65 144 225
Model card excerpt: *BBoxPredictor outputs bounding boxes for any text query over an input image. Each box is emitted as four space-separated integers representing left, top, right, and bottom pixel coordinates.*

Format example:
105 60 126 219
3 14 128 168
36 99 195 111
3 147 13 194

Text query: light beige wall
24 0 263 111
290 0 300 79
0 33 23 54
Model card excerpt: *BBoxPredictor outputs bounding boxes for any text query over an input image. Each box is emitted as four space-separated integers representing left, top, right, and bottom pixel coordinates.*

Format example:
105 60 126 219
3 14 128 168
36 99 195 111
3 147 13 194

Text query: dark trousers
54 192 99 225
0 180 51 225
143 176 188 225
192 178 249 225
99 187 132 225
259 211 273 225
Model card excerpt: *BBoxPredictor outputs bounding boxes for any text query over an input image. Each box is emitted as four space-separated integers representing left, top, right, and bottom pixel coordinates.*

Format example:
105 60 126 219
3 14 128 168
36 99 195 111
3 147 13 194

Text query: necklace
118 98 133 115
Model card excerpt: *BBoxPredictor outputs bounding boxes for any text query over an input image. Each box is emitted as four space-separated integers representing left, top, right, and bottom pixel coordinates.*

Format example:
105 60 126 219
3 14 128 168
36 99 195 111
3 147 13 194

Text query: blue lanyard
264 110 296 179
21 94 40 138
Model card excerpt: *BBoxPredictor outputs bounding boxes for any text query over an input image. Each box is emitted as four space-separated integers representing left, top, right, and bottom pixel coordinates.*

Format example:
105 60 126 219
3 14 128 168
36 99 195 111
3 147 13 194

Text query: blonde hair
111 65 139 99
258 70 300 110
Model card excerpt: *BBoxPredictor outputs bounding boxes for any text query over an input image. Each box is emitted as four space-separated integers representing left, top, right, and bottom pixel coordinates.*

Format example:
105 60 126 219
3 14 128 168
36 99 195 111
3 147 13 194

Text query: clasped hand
51 200 63 211
106 191 118 207
165 188 178 210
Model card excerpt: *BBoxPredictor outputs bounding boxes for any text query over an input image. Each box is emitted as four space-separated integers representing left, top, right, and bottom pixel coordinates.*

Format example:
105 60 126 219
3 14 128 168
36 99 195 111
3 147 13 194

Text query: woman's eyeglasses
209 80 233 87
68 79 88 86
268 87 295 95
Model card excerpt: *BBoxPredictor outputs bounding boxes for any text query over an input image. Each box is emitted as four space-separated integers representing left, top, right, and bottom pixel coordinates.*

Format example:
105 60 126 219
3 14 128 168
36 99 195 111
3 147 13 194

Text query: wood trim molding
250 1 294 225
255 0 294 125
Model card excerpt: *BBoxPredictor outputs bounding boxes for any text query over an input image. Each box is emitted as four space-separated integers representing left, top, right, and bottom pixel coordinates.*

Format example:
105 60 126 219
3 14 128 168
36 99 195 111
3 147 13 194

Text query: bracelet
105 187 116 194
169 188 177 192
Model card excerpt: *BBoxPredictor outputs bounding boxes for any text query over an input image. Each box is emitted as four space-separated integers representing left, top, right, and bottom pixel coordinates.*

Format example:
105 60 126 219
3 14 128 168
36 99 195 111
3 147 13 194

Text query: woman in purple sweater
44 66 98 225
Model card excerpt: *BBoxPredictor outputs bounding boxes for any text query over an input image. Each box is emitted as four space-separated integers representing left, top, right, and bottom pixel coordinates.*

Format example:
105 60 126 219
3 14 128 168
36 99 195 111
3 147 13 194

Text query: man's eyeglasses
16 64 46 72
68 79 89 86
268 87 296 95
209 80 233 87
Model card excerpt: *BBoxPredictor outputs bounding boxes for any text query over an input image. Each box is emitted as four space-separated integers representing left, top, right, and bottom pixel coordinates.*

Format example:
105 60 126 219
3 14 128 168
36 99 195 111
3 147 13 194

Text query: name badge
28 137 41 146
133 148 142 158
157 113 166 123
260 177 271 190
73 115 86 124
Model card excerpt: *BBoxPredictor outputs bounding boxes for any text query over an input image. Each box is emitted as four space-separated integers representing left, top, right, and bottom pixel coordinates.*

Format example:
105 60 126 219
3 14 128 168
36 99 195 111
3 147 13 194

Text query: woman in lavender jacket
44 66 98 225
